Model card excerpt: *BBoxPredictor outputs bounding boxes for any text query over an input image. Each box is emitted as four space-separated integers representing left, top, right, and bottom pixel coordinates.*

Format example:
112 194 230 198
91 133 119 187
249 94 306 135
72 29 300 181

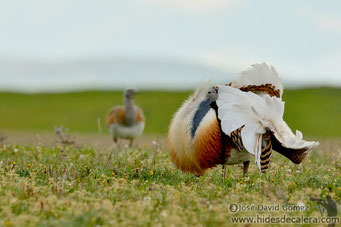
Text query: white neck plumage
124 97 136 125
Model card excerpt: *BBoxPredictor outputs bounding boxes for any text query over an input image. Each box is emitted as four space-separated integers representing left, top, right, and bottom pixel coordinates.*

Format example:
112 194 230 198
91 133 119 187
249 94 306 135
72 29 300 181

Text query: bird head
125 89 138 99
207 86 219 102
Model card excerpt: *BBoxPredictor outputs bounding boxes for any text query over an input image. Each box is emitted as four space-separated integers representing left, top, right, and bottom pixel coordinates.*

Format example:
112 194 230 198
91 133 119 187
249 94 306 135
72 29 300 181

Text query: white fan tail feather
216 86 319 170
231 63 283 97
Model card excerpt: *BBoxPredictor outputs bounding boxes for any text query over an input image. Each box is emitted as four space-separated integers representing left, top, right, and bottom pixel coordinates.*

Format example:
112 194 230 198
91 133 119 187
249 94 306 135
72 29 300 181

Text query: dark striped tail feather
260 132 272 173
230 128 273 172
231 126 245 150
230 127 310 173
270 133 309 164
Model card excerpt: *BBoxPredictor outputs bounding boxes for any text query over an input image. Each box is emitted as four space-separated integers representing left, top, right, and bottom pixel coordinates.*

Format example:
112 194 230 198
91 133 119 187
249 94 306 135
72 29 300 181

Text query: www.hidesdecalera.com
229 204 340 224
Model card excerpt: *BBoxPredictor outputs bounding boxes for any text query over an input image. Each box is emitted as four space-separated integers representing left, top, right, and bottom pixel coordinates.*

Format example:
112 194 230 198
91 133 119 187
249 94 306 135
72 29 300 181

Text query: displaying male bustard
106 89 145 146
168 63 319 176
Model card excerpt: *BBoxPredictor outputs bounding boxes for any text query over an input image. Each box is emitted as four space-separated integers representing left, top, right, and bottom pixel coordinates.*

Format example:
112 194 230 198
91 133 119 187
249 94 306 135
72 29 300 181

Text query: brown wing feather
231 126 245 150
106 106 145 127
239 84 281 98
106 106 126 127
135 107 145 123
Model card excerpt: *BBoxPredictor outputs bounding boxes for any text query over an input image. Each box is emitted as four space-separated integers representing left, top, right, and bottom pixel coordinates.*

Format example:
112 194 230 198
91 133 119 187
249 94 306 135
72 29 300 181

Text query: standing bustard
168 63 319 176
106 89 145 146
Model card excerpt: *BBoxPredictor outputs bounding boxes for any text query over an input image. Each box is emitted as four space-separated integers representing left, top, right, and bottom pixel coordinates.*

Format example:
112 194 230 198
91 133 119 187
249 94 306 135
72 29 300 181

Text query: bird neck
124 97 136 125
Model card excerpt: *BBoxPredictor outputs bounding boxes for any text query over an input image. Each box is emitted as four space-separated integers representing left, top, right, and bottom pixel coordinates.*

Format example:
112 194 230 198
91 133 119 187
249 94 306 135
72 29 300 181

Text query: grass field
0 88 340 226
0 87 340 137
0 141 340 226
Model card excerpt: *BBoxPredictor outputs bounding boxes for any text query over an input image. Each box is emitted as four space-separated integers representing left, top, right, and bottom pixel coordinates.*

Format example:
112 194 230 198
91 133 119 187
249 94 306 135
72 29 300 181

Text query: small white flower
296 170 301 173
287 170 292 173
152 141 157 145
14 149 18 153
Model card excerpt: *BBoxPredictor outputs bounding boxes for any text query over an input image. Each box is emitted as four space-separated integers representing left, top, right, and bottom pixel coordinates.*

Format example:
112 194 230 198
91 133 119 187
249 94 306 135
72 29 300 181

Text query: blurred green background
0 87 340 137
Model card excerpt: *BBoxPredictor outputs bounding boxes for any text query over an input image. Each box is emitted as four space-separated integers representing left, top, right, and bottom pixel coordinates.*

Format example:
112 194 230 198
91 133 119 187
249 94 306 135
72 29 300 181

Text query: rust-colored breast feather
193 116 225 171
168 141 201 175
169 111 233 176
106 106 145 127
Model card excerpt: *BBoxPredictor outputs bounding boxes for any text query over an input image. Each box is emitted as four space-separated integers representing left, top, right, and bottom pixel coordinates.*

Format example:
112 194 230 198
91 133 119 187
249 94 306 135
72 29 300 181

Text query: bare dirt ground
0 130 168 150
0 130 340 158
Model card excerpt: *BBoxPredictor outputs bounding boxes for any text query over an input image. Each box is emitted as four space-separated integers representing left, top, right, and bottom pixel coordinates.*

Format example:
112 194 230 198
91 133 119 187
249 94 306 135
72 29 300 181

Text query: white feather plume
231 63 283 97
216 85 319 170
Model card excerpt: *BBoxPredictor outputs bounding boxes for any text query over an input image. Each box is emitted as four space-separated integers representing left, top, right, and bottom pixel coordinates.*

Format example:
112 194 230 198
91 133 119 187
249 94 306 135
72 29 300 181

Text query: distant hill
0 58 233 92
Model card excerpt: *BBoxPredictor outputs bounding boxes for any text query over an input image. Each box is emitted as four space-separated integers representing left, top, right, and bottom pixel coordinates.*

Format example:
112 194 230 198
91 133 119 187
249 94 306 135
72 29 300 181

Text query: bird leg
129 139 134 148
113 138 118 148
112 138 121 150
243 160 250 175
222 164 226 180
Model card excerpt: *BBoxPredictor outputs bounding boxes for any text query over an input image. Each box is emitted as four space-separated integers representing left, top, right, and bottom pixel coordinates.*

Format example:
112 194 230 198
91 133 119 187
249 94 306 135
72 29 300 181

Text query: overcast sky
0 0 340 91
